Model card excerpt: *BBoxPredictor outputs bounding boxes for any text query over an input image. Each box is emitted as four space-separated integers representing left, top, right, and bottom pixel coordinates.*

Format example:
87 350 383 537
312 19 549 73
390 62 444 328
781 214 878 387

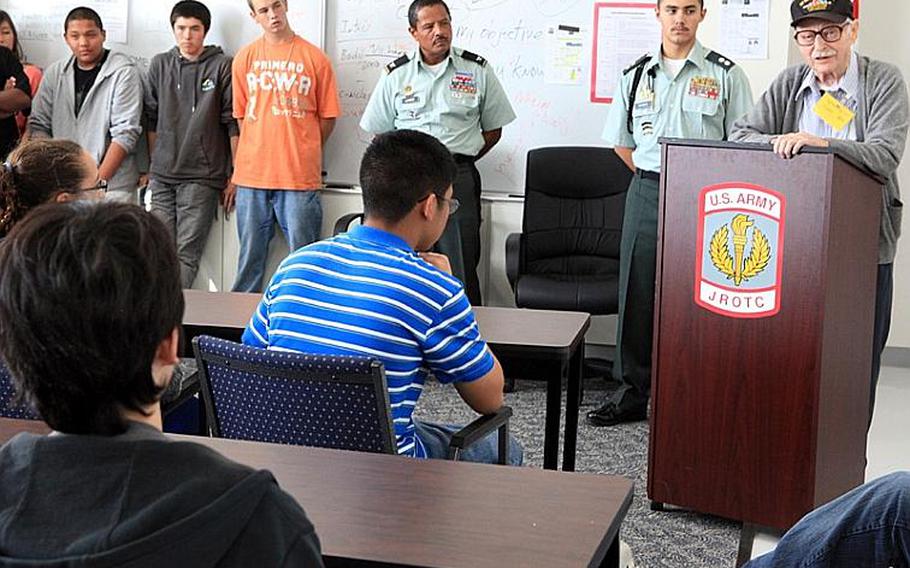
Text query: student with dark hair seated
0 202 323 566
243 129 522 464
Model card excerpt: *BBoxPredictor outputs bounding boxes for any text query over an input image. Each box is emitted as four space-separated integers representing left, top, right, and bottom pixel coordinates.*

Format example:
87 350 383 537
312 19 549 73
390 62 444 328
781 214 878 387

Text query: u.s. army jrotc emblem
694 183 786 319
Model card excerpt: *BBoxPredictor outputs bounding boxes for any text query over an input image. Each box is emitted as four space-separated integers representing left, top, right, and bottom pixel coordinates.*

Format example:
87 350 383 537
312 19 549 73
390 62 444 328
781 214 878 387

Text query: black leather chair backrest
523 147 632 277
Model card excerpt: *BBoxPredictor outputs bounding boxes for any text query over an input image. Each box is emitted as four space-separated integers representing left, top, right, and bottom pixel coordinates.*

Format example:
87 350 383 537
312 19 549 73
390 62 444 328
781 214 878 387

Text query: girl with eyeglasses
0 139 104 238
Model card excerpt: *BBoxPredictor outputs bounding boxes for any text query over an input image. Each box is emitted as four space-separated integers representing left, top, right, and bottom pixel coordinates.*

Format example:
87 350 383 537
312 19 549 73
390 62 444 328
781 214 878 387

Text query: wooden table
182 290 591 471
0 418 632 568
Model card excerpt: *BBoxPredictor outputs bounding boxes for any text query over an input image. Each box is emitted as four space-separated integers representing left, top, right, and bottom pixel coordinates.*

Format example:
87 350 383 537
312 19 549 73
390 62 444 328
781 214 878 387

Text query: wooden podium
648 139 883 531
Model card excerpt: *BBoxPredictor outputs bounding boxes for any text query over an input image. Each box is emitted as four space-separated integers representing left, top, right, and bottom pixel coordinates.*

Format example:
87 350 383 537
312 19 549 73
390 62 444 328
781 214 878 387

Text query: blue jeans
746 472 910 568
414 419 523 466
232 188 322 293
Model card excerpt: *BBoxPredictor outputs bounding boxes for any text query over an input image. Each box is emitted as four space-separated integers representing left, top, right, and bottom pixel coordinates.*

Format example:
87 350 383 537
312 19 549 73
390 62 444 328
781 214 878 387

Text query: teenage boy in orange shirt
231 0 340 292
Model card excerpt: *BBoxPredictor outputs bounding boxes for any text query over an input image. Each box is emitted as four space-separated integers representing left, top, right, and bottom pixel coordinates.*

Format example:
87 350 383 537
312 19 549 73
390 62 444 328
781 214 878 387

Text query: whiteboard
0 0 324 71
324 0 658 193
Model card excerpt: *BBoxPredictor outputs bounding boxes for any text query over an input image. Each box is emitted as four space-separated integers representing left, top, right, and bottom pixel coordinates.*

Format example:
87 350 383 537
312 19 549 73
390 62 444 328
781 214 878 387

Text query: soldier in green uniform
360 0 516 306
588 0 754 426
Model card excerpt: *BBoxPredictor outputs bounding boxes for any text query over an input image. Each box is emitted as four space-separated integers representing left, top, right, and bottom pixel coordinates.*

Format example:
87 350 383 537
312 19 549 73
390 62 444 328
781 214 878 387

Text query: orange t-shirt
232 35 340 190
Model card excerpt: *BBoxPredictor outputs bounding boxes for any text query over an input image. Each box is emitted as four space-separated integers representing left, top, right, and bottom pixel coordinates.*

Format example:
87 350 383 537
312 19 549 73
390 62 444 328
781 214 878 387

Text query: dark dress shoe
586 401 647 427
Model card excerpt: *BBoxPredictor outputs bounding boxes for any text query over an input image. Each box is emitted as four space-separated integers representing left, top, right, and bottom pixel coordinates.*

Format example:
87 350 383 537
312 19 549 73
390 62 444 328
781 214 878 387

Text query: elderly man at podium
731 0 909 426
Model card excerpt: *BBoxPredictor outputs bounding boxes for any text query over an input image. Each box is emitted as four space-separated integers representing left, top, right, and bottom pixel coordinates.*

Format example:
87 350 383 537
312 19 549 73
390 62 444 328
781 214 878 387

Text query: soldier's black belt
635 169 660 182
453 154 476 164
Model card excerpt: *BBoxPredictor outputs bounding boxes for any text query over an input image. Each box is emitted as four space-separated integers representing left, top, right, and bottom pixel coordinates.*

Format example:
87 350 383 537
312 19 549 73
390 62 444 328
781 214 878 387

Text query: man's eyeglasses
72 179 108 196
794 23 849 47
418 193 460 216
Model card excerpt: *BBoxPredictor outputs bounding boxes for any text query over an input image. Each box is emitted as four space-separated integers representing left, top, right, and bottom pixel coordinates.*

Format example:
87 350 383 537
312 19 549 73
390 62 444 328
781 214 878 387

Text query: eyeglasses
793 23 849 46
418 193 460 216
71 179 108 196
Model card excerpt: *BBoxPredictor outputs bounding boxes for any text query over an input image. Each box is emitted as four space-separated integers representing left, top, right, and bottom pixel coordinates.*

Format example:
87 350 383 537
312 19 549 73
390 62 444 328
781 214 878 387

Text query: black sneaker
586 401 647 427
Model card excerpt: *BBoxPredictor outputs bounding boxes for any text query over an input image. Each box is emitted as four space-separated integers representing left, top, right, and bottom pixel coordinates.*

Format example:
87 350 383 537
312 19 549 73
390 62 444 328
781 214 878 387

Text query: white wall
698 0 796 101
858 1 910 350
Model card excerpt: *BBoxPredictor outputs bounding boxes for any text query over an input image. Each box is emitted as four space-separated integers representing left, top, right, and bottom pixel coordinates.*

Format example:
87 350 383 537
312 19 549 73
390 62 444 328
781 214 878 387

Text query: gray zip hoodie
144 45 238 189
28 50 142 195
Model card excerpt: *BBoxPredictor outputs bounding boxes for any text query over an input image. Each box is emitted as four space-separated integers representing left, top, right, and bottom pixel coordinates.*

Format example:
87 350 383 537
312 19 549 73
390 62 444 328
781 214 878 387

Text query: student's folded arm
453 355 504 415
0 87 28 113
422 288 503 415
0 53 30 113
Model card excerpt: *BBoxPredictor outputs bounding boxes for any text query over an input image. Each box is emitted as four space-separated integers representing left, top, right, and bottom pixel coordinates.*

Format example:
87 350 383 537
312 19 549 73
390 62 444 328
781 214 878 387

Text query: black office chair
333 212 363 236
193 335 512 462
506 146 632 379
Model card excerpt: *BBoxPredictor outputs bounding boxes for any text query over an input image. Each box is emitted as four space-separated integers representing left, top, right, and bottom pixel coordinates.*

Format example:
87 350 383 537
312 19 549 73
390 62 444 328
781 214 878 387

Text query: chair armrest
333 212 364 236
505 233 522 289
161 360 200 417
447 406 513 465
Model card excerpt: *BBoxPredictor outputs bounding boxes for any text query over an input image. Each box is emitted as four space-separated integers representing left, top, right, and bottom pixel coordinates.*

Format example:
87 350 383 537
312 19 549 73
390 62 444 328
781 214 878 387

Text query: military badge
634 86 654 110
694 183 786 319
401 86 421 105
688 76 719 100
450 71 477 96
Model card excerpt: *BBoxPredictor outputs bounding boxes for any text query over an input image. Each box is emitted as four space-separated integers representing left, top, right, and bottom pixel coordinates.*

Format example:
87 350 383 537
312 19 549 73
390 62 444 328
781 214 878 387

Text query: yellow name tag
813 92 855 132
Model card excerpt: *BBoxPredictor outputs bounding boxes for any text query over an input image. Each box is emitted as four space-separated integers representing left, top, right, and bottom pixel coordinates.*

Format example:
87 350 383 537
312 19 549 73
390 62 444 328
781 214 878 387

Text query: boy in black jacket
0 202 323 567
143 0 238 288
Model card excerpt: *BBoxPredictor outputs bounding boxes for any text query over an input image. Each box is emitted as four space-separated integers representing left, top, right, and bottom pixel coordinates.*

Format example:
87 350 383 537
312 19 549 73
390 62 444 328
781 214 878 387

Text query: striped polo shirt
242 224 496 457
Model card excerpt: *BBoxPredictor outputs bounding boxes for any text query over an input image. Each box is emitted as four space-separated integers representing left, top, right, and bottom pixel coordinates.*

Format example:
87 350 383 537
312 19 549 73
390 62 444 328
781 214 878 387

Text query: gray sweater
28 51 143 195
731 54 908 264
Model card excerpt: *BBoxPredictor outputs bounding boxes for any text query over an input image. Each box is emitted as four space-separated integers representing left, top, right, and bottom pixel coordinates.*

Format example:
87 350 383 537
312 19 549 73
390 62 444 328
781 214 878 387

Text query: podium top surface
658 138 885 184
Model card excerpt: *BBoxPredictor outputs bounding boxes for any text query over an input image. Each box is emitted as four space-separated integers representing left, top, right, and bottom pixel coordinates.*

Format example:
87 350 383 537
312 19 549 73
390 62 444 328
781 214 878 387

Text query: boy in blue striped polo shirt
242 129 522 464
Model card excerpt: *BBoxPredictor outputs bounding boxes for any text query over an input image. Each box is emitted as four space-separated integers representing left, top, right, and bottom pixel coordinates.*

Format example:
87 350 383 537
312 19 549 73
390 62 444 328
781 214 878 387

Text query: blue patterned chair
193 335 512 462
0 361 40 420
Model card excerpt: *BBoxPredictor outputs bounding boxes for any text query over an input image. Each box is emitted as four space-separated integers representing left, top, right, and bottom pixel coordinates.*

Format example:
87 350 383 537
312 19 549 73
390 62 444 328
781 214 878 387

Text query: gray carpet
414 378 741 568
